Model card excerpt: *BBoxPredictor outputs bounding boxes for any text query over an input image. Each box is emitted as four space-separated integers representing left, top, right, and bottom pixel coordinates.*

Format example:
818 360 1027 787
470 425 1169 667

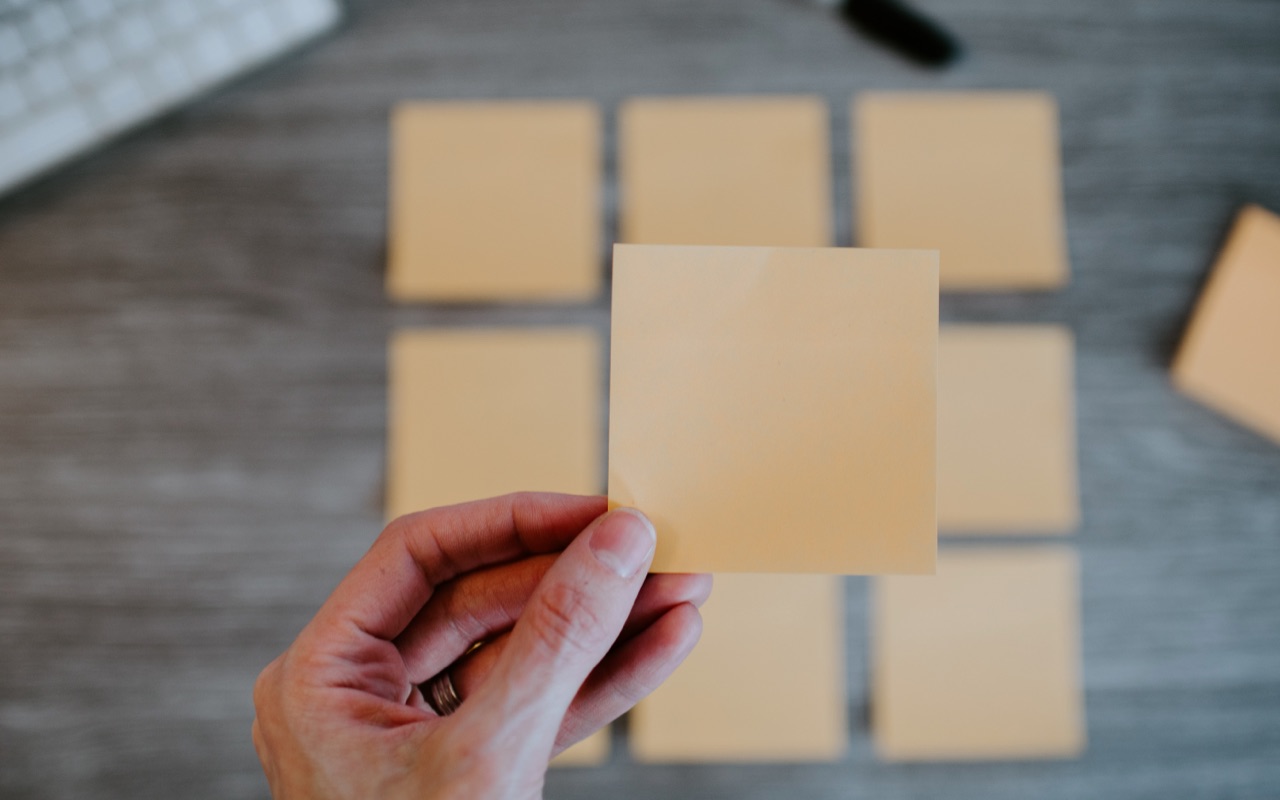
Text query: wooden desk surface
2 1 1279 797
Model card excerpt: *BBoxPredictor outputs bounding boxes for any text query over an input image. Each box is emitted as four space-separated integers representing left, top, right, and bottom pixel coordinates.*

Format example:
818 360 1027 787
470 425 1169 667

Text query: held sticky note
608 244 938 575
388 101 601 302
855 91 1069 290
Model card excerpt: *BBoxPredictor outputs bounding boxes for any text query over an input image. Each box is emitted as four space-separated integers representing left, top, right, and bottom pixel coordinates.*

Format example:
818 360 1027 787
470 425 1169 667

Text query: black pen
816 0 963 68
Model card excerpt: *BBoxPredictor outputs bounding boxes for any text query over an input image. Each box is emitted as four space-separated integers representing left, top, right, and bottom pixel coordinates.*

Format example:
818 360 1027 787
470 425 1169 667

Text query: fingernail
589 508 656 578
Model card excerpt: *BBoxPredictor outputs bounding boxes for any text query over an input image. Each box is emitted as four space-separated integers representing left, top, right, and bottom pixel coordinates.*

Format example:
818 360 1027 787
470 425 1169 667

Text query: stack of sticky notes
385 91 1090 768
1173 204 1280 445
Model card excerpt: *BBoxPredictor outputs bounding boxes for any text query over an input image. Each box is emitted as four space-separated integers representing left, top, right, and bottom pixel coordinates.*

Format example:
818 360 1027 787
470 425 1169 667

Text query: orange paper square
609 244 938 574
856 92 1069 289
620 96 831 248
1173 204 1280 444
937 326 1079 533
873 547 1086 761
386 329 602 519
388 101 601 301
629 574 847 762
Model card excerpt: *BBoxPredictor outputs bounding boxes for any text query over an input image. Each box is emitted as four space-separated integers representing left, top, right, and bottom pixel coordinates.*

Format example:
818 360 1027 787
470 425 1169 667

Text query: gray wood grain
2 0 1280 797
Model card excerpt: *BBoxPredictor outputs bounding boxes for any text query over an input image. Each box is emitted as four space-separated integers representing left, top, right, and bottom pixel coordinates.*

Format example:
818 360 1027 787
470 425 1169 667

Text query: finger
446 603 703 755
618 573 711 642
311 493 606 643
445 604 706 752
556 602 702 752
457 508 656 750
403 566 711 684
395 554 556 681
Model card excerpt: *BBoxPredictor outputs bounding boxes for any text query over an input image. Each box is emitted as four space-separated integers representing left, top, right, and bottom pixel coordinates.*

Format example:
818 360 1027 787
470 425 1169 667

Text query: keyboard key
154 0 199 36
110 12 154 56
0 79 25 120
66 36 113 81
232 7 278 57
284 0 337 30
21 58 72 102
26 5 73 48
0 103 93 188
144 49 190 99
187 28 235 83
69 0 115 24
95 74 147 125
0 23 25 67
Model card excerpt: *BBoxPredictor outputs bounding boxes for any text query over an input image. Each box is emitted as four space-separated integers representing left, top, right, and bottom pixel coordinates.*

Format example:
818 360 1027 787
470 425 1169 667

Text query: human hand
252 493 710 799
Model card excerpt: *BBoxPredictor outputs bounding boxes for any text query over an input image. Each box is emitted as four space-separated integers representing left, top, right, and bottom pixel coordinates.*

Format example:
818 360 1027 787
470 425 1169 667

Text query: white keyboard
0 0 341 195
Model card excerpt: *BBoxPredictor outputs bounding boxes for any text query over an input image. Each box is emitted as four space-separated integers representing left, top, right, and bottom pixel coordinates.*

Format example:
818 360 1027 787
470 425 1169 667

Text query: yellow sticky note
938 326 1079 533
1173 204 1280 445
386 329 601 519
551 729 610 767
856 92 1069 289
629 574 847 762
620 96 831 247
873 547 1086 761
609 244 938 575
388 101 601 302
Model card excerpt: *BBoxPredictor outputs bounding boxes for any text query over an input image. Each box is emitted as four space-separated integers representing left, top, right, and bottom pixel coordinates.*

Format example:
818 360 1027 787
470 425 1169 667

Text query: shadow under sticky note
1173 204 1280 446
619 96 831 247
855 91 1069 290
629 574 847 762
386 328 602 519
873 547 1086 761
609 244 938 575
937 325 1079 533
388 101 601 302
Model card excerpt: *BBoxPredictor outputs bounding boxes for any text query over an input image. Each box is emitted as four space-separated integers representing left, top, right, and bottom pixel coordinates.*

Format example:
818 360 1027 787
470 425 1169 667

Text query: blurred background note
1173 205 1280 444
387 101 602 303
855 92 1069 290
630 573 847 762
619 96 830 247
937 326 1080 534
873 548 1086 761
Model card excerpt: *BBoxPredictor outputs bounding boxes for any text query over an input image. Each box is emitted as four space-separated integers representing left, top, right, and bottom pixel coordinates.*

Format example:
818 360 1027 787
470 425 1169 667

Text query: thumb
461 508 655 750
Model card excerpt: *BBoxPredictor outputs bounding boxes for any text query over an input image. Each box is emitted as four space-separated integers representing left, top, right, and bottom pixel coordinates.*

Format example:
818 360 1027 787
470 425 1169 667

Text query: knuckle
252 658 279 712
440 585 486 643
527 581 605 658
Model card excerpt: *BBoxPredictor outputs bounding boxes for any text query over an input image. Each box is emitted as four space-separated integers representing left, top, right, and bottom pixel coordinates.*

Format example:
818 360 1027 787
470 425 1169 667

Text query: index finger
314 492 607 643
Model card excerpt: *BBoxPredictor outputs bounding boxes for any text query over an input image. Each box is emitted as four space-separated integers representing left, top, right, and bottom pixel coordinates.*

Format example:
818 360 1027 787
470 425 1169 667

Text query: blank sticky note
1173 204 1280 445
937 326 1079 533
873 547 1086 761
630 574 847 762
551 729 609 768
619 96 831 247
388 101 601 302
609 244 937 574
386 329 601 519
856 92 1069 289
